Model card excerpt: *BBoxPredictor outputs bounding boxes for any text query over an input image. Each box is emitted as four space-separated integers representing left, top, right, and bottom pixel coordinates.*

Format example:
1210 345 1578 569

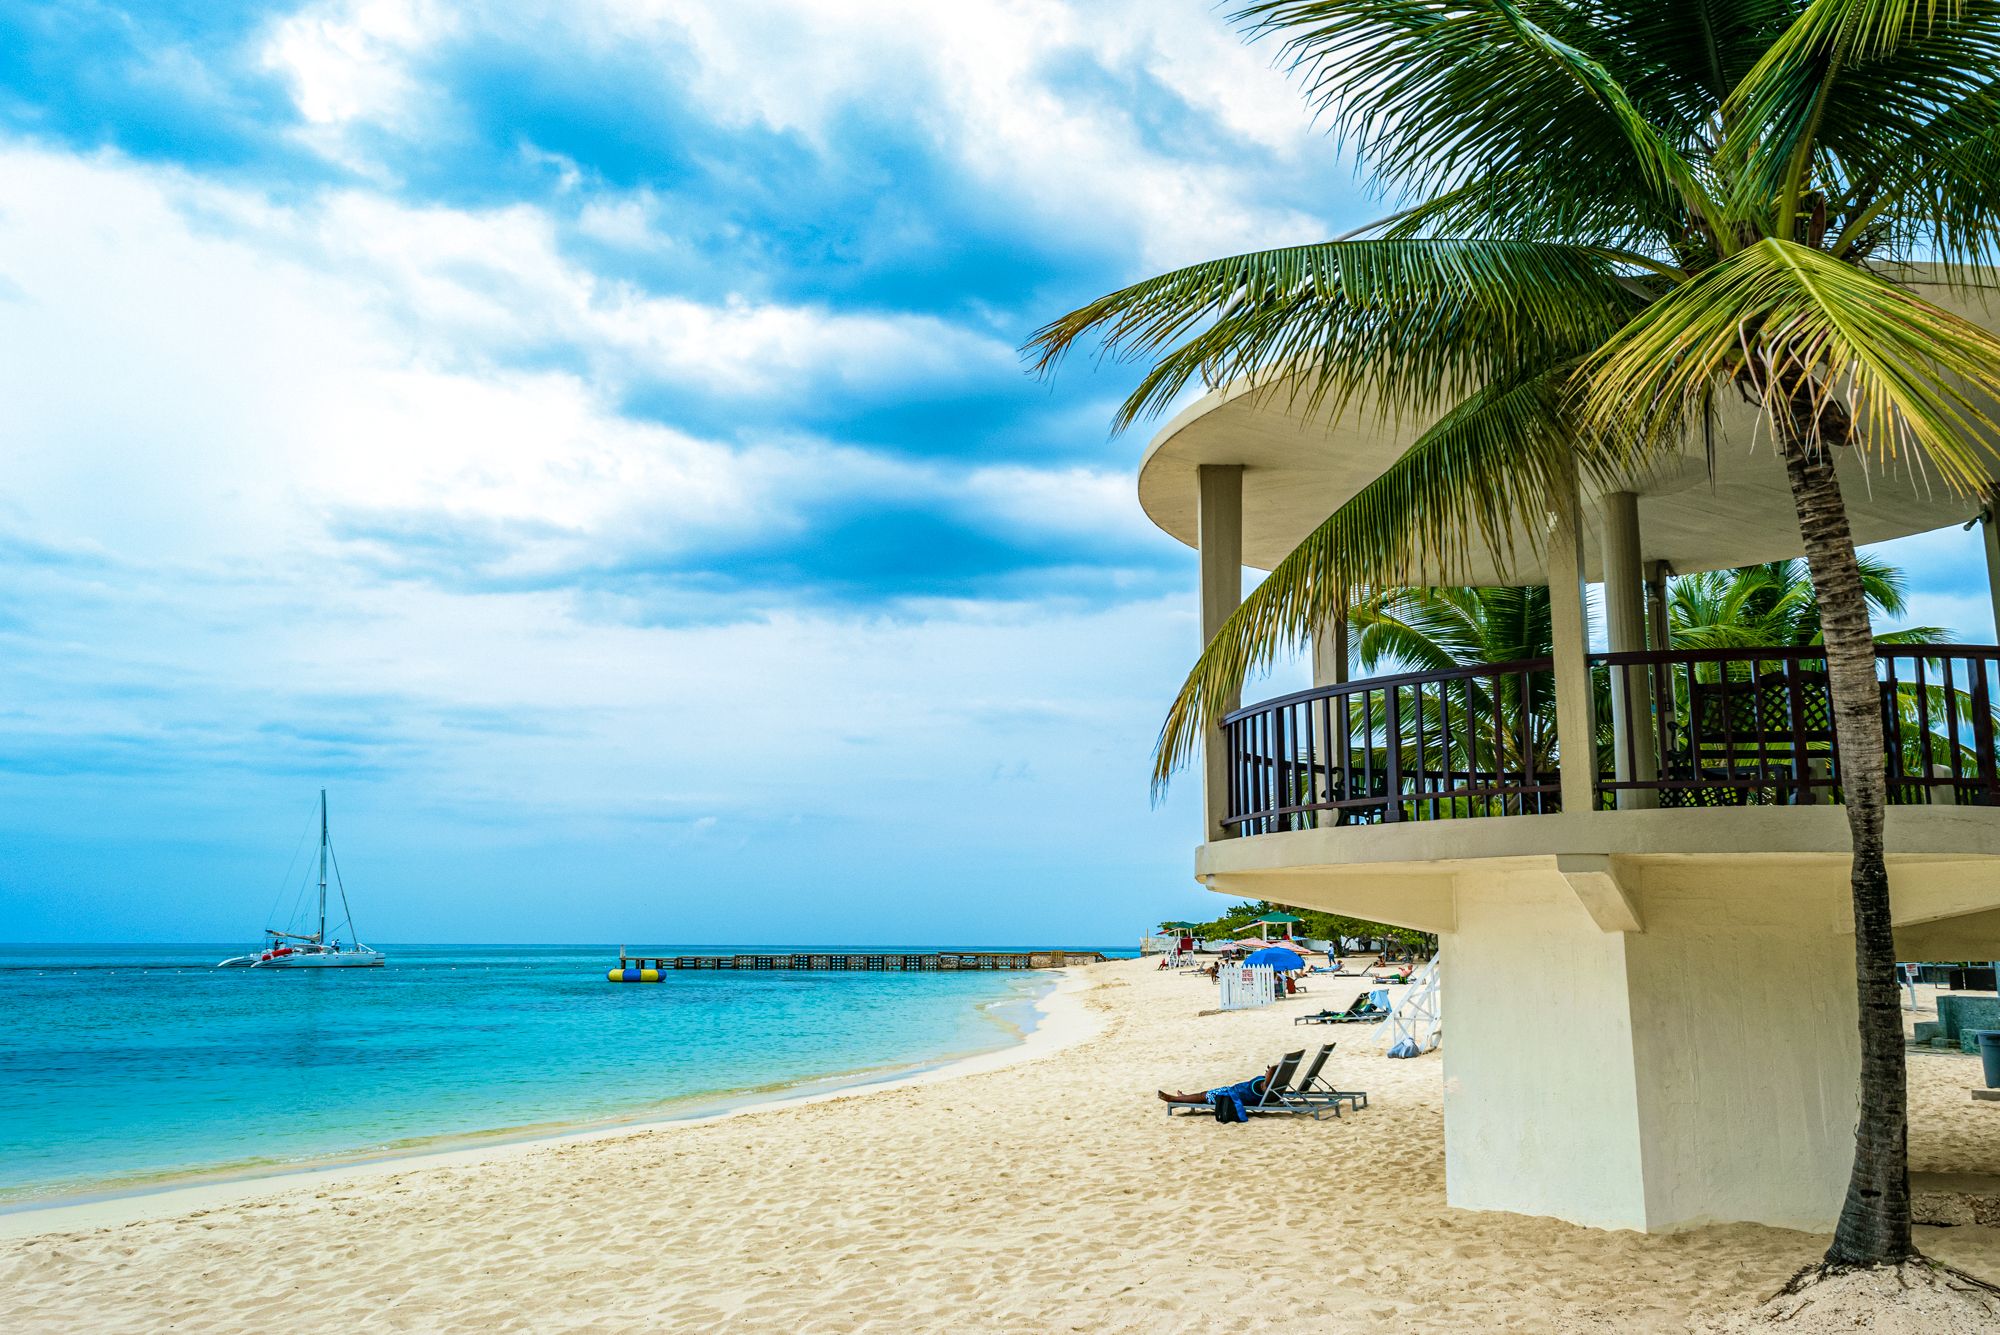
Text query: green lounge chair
1302 993 1386 1025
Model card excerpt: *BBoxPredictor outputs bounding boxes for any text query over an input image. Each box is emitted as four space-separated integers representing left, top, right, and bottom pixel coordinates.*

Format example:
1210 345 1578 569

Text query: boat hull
215 949 385 969
254 951 384 968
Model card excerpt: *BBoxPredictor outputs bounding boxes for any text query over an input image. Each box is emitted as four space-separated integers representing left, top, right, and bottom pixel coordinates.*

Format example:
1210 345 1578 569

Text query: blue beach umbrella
1244 946 1305 972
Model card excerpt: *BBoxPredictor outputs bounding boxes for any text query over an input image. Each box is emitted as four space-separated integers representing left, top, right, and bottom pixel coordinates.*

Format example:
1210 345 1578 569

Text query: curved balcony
1221 644 2000 836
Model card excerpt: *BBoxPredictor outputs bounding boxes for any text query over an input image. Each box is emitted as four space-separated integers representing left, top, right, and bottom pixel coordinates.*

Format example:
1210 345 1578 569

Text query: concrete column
1312 611 1349 687
1547 478 1598 814
1309 611 1349 829
1982 498 2000 641
1198 464 1244 841
1443 860 1858 1231
1600 492 1658 808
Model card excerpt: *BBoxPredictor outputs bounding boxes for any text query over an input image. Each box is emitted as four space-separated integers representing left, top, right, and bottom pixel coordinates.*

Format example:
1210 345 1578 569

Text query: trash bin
1975 1031 2000 1089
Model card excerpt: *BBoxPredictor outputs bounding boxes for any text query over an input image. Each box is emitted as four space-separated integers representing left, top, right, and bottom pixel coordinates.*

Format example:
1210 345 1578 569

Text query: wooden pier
609 948 1106 980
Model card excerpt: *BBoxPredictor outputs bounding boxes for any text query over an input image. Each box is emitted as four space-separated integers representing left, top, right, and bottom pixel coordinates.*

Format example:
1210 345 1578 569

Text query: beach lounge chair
1242 1050 1336 1120
1293 1043 1368 1112
1304 993 1386 1024
1296 999 1366 1023
1165 1050 1300 1118
1166 1050 1333 1121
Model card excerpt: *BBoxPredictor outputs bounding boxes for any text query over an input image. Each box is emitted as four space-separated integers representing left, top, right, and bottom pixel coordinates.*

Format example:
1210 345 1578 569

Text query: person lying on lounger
1157 1065 1276 1107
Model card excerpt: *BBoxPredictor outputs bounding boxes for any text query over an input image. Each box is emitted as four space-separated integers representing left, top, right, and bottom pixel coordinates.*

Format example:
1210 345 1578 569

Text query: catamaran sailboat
218 790 384 969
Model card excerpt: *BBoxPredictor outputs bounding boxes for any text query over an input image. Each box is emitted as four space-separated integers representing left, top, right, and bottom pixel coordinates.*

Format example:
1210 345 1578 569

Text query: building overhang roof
1135 264 2000 581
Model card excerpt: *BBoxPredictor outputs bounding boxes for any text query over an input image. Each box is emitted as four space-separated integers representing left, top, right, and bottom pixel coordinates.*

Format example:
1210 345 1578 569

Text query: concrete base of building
1443 863 1858 1231
1195 807 2000 1232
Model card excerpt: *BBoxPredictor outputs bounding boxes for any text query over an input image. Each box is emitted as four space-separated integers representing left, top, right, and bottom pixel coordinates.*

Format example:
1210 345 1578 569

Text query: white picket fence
1217 964 1278 1011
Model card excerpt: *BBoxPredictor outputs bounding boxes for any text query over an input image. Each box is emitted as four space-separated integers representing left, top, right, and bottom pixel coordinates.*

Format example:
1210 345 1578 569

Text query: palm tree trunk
1779 425 1915 1267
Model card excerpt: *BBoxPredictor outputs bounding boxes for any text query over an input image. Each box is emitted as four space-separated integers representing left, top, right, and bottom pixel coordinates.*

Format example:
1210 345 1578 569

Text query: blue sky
0 1 1991 945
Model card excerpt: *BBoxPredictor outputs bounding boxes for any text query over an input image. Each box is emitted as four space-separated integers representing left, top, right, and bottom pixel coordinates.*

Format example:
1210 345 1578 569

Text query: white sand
3 957 1997 1333
1697 1264 2000 1333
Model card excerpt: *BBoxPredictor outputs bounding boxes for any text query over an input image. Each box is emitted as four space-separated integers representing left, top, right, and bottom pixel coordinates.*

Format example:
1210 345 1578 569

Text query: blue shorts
1206 1077 1266 1106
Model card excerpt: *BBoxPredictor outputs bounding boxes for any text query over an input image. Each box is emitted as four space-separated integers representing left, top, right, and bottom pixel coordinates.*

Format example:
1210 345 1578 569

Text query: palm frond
1719 0 2000 233
1581 237 2000 492
1350 608 1467 673
1025 238 1643 430
1828 74 2000 269
1353 586 1491 668
1374 170 1689 265
1594 0 1796 119
1150 368 1603 788
1668 555 1935 645
1236 1 1723 231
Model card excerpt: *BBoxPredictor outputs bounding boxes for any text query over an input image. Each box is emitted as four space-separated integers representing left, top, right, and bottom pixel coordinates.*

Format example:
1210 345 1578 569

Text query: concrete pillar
1443 860 1858 1231
1982 498 2000 641
1198 464 1244 841
1601 492 1658 808
1312 611 1348 687
1547 478 1598 814
1309 611 1349 829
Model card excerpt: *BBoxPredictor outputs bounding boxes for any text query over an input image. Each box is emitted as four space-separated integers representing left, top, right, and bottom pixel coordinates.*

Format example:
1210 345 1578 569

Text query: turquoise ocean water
0 943 1097 1208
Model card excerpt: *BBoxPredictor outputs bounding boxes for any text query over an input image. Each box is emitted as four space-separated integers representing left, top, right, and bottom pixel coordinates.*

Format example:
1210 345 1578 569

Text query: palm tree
1349 585 1562 807
1029 3 2000 1269
1669 556 1946 650
1352 584 1556 670
1669 560 1990 784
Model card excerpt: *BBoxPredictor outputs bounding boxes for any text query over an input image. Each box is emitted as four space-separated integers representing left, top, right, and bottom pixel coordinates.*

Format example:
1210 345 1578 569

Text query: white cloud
0 144 1047 588
287 188 1018 400
0 3 1342 941
645 0 1342 264
262 0 456 153
963 463 1160 548
650 0 1337 258
258 0 1341 270
0 149 720 566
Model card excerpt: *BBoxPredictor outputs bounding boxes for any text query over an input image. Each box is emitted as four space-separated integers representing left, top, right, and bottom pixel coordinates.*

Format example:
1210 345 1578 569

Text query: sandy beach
3 957 1997 1333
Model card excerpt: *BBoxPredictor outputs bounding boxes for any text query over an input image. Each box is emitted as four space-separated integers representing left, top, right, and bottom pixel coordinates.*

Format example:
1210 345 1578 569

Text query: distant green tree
1176 900 1435 956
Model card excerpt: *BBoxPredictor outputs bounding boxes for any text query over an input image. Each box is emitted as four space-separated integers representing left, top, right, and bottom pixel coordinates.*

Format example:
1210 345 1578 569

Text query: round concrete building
1143 267 2000 1232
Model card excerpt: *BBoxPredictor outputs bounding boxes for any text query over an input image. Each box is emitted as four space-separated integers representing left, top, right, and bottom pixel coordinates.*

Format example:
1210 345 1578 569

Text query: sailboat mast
318 788 329 945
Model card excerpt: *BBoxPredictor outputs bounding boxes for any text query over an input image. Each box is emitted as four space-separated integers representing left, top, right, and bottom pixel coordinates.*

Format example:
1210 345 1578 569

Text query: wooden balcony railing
1219 644 2000 836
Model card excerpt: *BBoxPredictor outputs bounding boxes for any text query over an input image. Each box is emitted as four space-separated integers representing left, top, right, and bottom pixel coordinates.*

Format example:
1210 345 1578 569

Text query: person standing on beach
1326 945 1338 972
